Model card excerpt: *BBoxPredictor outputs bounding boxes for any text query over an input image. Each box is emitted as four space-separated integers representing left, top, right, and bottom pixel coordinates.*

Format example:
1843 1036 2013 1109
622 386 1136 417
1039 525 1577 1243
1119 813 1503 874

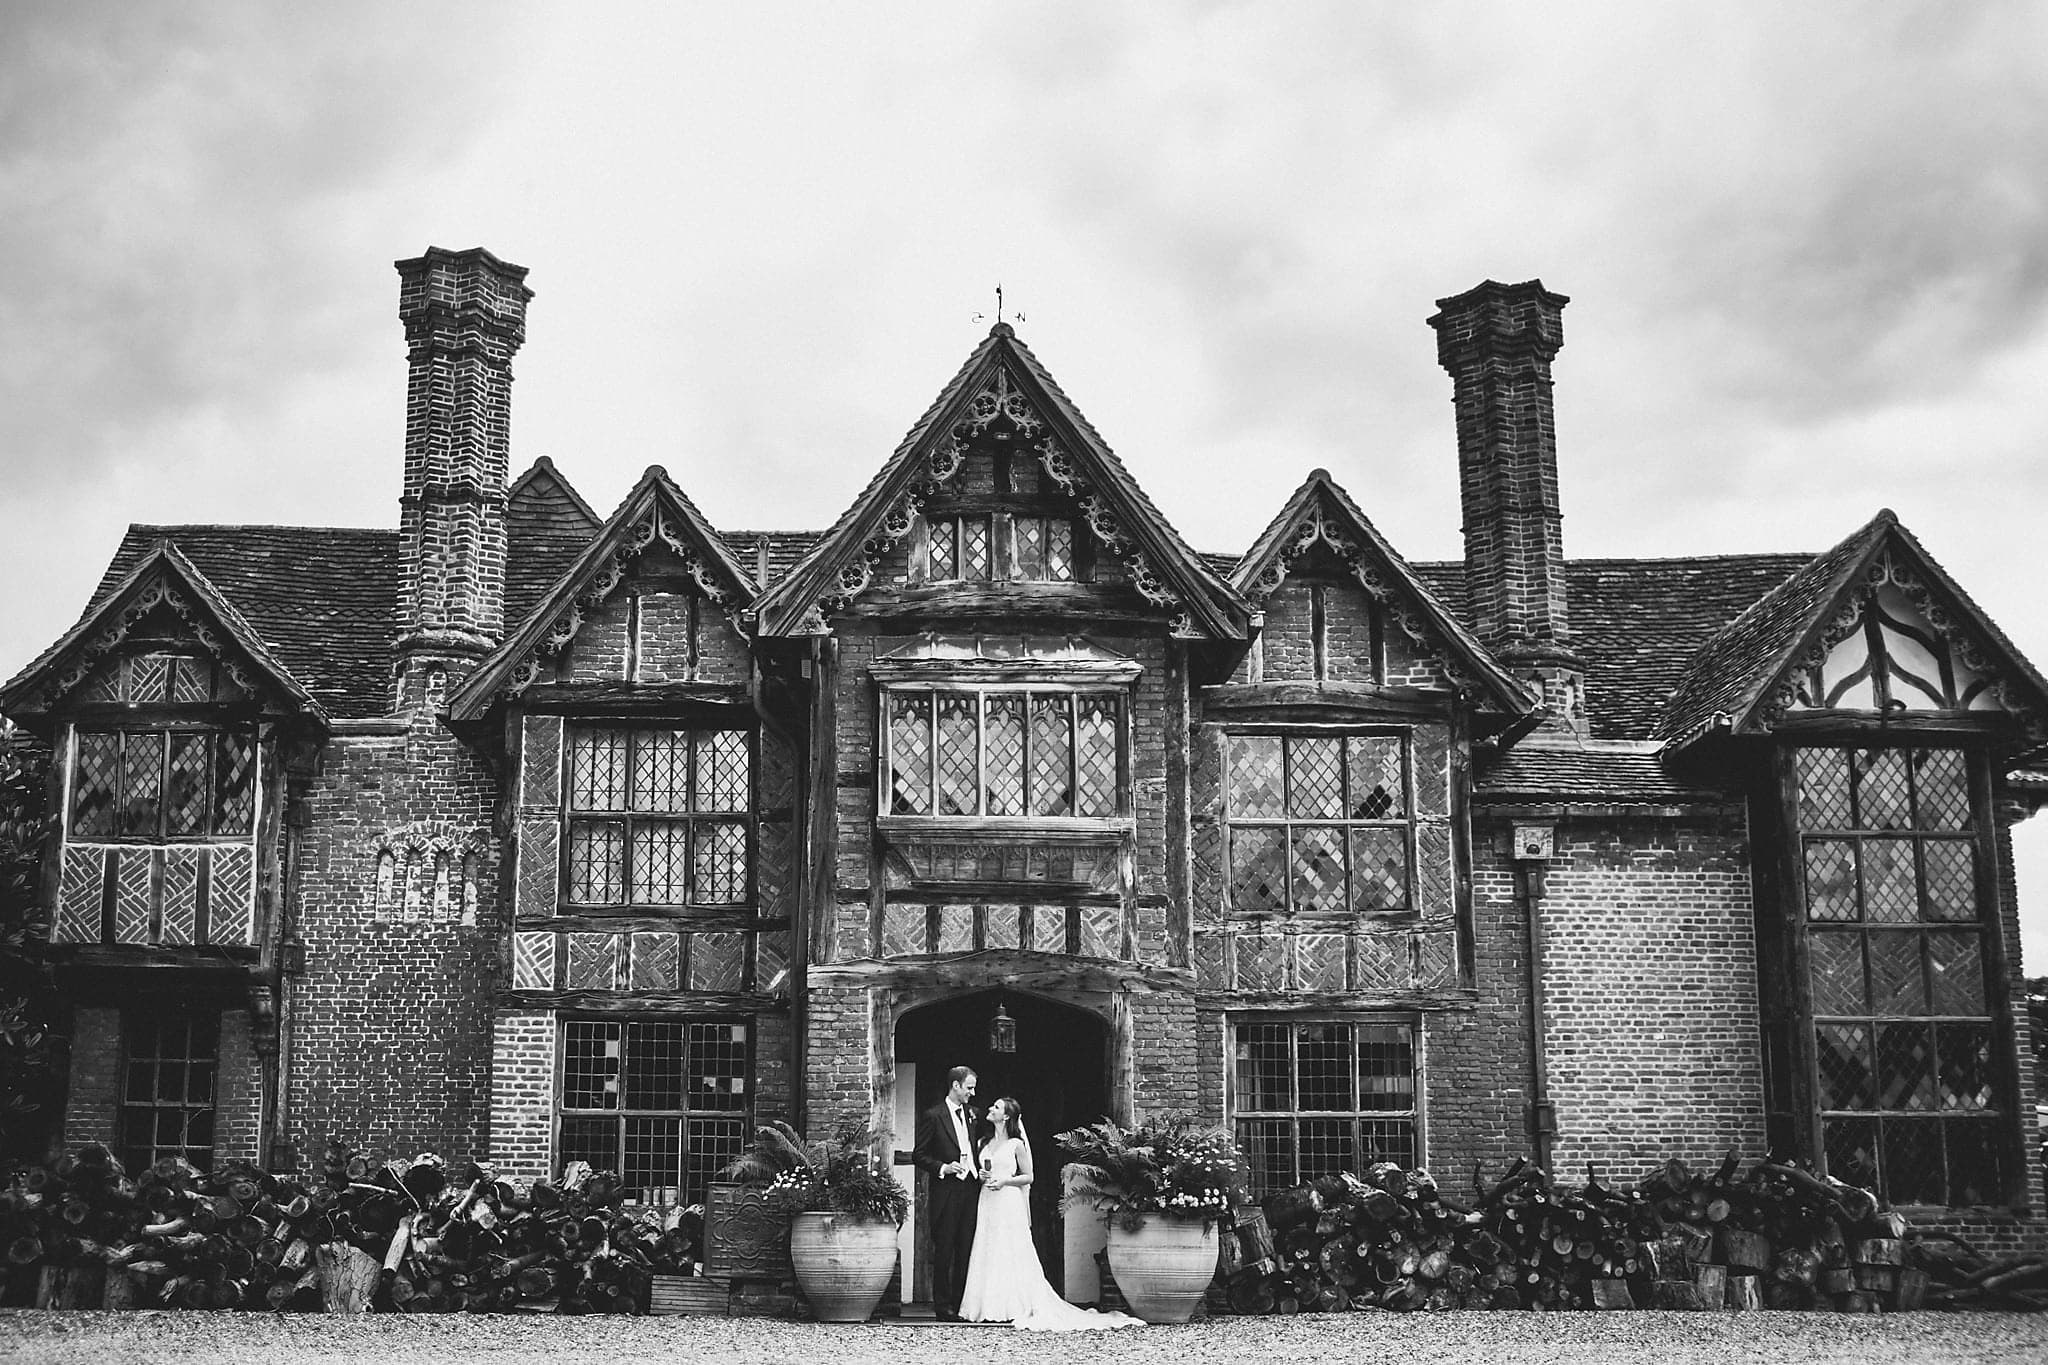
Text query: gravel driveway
5 1310 2047 1365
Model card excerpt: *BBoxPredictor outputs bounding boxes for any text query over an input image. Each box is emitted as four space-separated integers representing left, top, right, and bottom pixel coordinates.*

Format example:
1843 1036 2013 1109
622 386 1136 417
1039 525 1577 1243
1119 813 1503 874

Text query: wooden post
1162 639 1190 970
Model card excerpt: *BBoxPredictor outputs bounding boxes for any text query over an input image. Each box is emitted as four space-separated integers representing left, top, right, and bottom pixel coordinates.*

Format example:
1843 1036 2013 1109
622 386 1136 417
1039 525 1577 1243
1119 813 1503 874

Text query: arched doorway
893 990 1111 1301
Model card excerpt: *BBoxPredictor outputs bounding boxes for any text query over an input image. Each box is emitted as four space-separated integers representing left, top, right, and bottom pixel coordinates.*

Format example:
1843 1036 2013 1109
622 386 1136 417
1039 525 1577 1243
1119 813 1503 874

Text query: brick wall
491 1009 555 1185
214 1009 260 1163
60 1006 121 1147
1527 812 1767 1177
287 674 499 1169
804 986 874 1123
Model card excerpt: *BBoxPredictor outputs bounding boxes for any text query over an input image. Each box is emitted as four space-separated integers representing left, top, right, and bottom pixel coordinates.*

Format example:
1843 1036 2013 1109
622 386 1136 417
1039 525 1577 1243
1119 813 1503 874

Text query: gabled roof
448 465 759 721
507 457 602 630
0 538 330 727
751 324 1251 640
1232 470 1531 714
1658 510 2048 749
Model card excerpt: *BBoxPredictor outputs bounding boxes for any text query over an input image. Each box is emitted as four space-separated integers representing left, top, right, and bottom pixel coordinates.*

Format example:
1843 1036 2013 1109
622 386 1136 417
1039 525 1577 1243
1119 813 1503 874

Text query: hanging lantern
988 1001 1017 1054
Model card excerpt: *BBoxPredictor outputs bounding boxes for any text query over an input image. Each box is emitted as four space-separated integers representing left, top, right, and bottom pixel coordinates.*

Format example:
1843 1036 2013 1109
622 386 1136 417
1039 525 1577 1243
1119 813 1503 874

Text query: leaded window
1013 518 1075 582
1225 733 1411 920
1232 1019 1417 1195
885 688 1121 818
71 728 255 840
119 1010 218 1175
926 515 993 582
565 727 750 909
556 1019 751 1205
1794 745 2007 1206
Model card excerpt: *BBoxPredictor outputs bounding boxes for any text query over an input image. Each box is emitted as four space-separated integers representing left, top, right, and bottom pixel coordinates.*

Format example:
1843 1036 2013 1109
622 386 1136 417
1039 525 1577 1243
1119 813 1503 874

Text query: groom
913 1065 981 1321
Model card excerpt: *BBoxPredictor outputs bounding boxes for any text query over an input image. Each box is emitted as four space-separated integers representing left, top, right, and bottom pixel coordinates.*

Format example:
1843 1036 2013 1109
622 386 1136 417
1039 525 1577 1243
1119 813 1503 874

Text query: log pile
1221 1153 2034 1315
2 1141 705 1314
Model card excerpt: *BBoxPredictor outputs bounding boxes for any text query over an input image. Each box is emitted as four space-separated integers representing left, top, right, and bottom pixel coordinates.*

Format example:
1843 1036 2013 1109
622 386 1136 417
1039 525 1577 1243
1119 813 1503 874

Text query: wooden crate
649 1274 734 1316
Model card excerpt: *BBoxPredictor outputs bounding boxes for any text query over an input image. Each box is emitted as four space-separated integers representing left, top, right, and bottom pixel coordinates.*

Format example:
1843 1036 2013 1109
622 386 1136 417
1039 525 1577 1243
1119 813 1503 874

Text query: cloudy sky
4 2 2046 963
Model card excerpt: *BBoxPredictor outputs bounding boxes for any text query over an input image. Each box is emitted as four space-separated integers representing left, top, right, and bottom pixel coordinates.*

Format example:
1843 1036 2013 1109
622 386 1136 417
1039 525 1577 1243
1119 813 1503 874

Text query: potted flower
1056 1114 1245 1323
722 1115 910 1322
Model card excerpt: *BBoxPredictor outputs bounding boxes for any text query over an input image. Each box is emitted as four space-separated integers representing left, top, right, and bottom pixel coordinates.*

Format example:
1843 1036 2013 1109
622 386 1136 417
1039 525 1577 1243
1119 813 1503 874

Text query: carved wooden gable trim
811 366 1198 633
1767 548 2045 743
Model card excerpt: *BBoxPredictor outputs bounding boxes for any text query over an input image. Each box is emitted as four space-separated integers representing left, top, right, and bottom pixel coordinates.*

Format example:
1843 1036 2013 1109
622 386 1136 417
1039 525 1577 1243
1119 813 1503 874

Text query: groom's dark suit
913 1095 984 1318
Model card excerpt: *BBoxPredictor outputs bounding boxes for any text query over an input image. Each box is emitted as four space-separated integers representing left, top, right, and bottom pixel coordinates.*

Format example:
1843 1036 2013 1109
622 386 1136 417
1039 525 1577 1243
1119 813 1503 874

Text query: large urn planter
1105 1214 1219 1324
787 1211 899 1322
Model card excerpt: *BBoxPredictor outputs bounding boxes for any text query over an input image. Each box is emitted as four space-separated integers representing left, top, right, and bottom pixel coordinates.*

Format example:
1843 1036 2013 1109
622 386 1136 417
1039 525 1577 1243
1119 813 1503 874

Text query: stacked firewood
2 1141 703 1313
1223 1153 2035 1314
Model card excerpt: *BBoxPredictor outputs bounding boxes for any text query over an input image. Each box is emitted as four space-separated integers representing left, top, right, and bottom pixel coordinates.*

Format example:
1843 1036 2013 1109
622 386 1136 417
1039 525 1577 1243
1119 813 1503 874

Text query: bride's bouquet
1056 1113 1246 1232
720 1114 912 1226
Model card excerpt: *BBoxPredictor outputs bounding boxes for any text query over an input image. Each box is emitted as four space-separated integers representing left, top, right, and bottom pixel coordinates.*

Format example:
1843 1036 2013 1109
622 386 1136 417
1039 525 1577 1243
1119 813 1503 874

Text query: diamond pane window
164 734 210 836
72 733 121 837
928 517 959 580
565 727 752 910
1230 1019 1418 1195
632 732 689 813
1074 696 1118 817
889 694 934 815
213 735 255 836
983 696 1026 816
936 695 980 817
1793 744 2004 1206
693 822 749 903
1016 517 1045 579
695 731 750 813
1226 733 1413 919
557 1019 753 1205
1028 695 1073 816
884 688 1124 821
1044 520 1074 582
961 518 991 579
120 733 163 838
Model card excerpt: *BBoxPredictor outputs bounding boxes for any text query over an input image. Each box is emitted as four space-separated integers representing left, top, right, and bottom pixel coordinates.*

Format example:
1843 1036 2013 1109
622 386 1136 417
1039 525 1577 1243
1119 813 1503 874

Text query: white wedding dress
958 1136 1142 1331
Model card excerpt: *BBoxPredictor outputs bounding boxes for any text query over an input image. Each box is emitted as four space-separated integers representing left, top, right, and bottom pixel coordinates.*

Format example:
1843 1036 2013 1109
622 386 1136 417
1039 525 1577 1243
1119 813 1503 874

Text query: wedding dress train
958 1136 1142 1331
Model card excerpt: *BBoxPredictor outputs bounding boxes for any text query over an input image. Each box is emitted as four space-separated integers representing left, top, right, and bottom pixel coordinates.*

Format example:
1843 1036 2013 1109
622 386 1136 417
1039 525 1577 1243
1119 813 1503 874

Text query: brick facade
8 254 2041 1261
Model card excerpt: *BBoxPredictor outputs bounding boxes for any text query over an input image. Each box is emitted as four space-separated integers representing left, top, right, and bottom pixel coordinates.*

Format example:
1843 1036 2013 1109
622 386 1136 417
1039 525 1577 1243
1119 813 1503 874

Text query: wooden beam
501 990 789 1014
1198 681 1457 719
1164 639 1191 970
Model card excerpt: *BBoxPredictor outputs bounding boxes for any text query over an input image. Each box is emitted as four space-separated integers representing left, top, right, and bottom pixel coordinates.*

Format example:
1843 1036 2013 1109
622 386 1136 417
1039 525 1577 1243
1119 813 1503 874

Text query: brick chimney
393 247 532 676
1428 279 1585 730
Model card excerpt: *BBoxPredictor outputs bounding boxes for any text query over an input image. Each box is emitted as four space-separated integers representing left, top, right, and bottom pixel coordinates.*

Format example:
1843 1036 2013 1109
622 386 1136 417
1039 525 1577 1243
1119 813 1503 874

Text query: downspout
1512 822 1557 1170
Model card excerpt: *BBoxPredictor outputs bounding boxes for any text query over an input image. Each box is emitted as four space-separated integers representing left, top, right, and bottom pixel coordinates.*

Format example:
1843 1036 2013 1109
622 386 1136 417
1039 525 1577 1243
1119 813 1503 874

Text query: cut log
1717 1228 1771 1272
36 1264 106 1309
1851 1238 1903 1266
1853 1265 1899 1295
1895 1268 1930 1311
1590 1278 1635 1309
1693 1263 1728 1308
315 1242 380 1313
1726 1274 1762 1311
1649 1280 1705 1309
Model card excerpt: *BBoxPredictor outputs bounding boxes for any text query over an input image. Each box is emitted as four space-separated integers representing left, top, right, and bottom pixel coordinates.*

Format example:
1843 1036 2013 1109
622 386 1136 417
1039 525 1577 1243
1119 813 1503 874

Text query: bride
958 1097 1142 1331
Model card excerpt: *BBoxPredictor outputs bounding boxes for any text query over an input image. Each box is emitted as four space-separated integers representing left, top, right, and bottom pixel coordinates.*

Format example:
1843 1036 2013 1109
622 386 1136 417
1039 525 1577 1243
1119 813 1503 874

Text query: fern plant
1057 1113 1246 1231
721 1113 910 1226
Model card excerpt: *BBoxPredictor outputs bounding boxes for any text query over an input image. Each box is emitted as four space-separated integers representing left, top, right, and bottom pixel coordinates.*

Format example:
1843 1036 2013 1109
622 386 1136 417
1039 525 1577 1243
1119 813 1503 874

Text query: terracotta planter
788 1211 898 1322
1105 1214 1218 1323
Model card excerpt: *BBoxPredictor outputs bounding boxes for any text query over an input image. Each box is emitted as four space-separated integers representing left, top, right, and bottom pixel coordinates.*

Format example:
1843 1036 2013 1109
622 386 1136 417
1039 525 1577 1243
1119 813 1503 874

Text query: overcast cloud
3 1 2046 963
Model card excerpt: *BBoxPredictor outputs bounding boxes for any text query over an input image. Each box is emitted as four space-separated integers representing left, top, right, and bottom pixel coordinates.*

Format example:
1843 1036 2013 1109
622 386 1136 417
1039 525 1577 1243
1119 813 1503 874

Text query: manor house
5 248 2042 1274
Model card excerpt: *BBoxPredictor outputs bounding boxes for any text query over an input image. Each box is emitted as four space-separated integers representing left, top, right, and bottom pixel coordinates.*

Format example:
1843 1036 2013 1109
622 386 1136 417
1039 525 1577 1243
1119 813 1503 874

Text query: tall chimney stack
1428 279 1585 731
393 247 532 679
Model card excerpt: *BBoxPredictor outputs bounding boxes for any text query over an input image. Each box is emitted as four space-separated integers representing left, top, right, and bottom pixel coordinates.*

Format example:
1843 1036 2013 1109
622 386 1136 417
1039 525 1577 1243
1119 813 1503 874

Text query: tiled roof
1654 517 1885 746
1411 554 1812 741
719 532 825 590
1475 743 1722 804
507 459 600 630
95 525 398 719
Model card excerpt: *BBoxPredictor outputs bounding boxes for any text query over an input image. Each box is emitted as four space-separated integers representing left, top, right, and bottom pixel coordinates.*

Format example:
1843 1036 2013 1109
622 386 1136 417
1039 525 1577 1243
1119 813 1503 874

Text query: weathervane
972 284 1024 328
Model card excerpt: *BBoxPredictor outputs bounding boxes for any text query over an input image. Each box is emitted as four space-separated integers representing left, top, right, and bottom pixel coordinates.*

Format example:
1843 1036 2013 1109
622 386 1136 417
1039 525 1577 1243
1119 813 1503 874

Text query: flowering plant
720 1114 910 1226
1055 1113 1246 1232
